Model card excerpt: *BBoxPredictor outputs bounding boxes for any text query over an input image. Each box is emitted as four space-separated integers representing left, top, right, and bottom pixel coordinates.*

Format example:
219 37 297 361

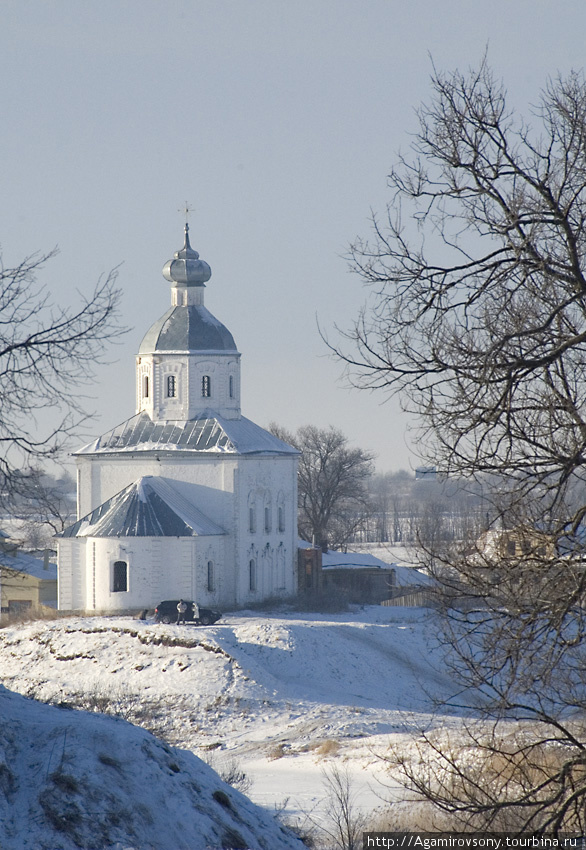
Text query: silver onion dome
162 223 212 286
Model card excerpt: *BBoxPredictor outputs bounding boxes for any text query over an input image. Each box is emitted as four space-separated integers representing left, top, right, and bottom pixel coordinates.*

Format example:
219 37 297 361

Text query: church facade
57 225 299 612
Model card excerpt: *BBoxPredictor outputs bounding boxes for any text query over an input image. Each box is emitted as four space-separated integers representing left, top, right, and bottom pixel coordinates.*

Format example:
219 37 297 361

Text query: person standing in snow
176 599 187 624
192 601 200 621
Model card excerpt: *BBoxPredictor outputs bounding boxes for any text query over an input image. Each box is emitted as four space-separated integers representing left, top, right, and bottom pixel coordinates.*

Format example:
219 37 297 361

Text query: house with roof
298 541 433 604
57 224 299 612
0 532 57 619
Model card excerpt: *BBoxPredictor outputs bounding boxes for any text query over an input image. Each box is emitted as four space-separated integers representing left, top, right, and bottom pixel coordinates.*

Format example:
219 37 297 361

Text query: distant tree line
269 422 489 552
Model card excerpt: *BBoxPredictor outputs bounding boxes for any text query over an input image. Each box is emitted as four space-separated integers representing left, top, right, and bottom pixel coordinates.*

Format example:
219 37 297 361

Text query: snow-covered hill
0 606 463 845
0 685 305 850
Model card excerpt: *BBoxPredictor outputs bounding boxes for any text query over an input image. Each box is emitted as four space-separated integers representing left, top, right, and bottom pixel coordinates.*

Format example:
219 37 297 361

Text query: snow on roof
298 542 432 586
0 549 57 580
321 550 396 570
60 476 226 538
74 411 299 457
323 551 432 587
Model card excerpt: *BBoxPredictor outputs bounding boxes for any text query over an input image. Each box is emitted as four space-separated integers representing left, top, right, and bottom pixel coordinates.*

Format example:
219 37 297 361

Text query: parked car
154 600 222 626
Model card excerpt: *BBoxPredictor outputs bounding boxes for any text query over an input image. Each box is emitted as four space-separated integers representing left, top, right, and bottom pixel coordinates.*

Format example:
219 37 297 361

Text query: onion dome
162 223 211 287
138 224 237 354
138 304 237 353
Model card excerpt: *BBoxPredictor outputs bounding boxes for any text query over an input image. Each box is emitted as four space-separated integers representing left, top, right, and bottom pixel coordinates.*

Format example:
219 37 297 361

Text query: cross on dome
178 201 195 222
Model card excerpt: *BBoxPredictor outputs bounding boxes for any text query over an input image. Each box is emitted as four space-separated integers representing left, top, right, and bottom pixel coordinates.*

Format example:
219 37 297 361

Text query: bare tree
329 61 586 832
0 249 125 509
318 764 366 850
269 424 374 550
12 468 76 549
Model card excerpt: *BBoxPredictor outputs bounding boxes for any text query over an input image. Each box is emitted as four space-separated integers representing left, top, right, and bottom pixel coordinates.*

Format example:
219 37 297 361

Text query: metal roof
138 304 237 354
75 411 299 457
60 476 225 539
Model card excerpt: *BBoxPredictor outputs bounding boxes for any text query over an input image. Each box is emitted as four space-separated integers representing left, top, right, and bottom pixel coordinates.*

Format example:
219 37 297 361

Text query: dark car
154 600 222 626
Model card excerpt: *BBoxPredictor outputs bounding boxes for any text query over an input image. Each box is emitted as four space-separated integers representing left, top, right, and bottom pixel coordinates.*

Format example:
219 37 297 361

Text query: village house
0 531 57 619
298 541 432 604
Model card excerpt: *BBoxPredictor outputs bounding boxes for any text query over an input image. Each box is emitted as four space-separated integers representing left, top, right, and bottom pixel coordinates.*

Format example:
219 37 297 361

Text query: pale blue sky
1 1 584 471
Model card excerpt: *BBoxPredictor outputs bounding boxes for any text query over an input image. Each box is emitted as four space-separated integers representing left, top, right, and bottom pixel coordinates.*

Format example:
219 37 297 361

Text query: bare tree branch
329 62 586 832
269 423 374 550
0 249 126 509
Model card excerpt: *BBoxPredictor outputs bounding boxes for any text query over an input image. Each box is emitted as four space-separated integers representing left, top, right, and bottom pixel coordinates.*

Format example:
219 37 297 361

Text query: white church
57 224 299 612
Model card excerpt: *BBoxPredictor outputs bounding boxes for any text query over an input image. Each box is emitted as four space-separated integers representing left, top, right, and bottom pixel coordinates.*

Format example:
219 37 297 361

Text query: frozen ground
0 604 471 829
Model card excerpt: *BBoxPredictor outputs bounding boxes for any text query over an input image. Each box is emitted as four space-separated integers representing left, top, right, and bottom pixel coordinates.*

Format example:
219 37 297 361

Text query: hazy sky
2 1 585 472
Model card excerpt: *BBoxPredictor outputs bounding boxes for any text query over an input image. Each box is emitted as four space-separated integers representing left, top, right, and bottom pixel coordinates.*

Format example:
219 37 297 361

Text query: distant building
478 527 554 561
297 541 432 604
57 224 299 612
415 466 437 480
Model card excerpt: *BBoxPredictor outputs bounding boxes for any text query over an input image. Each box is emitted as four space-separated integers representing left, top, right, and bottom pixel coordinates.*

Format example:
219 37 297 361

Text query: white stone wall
57 538 85 610
58 534 228 612
66 442 298 611
136 352 241 421
66 450 298 611
76 455 239 527
235 455 298 605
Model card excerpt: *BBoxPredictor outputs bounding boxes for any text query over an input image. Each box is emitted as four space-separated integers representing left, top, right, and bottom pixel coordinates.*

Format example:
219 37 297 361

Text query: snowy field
0 604 468 829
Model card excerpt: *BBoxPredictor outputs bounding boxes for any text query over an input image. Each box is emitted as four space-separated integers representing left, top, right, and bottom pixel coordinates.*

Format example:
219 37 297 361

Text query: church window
202 375 211 397
143 375 149 398
112 561 128 593
207 560 215 592
249 506 256 533
249 559 257 592
166 374 177 398
229 375 234 398
278 506 285 533
264 506 271 533
92 543 96 609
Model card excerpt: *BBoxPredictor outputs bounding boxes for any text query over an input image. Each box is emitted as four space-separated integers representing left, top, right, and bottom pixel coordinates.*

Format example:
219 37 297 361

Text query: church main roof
138 304 237 353
74 411 299 456
60 476 225 538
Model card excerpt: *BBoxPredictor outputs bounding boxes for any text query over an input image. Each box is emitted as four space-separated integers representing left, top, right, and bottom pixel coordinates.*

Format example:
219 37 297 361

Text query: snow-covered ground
0 604 467 833
0 684 307 850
